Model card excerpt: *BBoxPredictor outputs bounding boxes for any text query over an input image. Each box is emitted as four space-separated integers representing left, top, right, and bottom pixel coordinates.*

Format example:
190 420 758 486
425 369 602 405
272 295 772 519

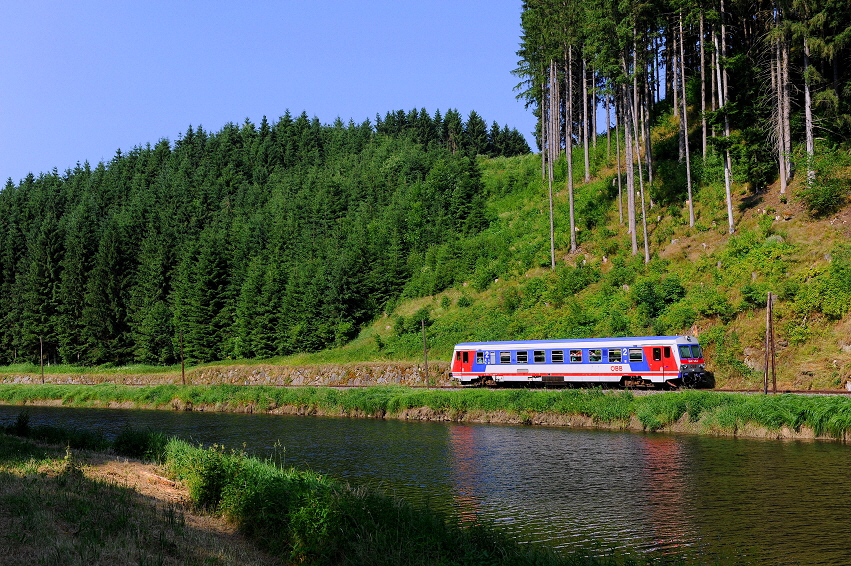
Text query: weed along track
2 384 851 441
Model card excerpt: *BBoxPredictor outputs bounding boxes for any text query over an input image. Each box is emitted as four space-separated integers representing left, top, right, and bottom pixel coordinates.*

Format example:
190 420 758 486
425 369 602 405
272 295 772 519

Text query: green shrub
113 427 168 462
798 152 850 217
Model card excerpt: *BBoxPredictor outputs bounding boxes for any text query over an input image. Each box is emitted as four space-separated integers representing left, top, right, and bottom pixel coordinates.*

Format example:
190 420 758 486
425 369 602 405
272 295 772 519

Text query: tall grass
2 384 851 439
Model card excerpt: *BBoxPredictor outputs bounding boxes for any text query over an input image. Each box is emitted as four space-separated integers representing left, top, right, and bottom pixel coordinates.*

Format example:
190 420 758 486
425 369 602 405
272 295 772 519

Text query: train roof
453 335 700 349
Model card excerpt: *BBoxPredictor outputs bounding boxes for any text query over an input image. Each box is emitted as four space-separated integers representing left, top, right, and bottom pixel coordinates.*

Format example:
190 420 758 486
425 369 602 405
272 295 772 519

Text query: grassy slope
303 115 851 390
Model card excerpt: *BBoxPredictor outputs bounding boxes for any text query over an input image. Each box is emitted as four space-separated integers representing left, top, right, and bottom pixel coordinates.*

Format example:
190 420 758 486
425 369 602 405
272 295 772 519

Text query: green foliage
691 288 735 323
113 427 168 461
630 275 685 319
798 149 851 216
788 243 851 319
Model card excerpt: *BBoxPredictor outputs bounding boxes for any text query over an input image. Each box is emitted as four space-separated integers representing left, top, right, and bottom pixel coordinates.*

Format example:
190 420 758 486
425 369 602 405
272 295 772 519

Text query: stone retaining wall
0 362 452 387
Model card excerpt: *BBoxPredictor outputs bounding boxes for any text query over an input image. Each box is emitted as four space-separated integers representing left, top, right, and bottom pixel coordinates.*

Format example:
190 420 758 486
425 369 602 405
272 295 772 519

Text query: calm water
1 405 848 564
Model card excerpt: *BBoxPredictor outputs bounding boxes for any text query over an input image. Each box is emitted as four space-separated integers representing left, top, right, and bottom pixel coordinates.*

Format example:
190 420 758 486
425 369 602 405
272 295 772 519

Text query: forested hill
0 109 529 366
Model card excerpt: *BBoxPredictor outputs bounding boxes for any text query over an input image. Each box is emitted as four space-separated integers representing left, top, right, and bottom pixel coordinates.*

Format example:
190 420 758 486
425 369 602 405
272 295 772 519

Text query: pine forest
0 110 528 366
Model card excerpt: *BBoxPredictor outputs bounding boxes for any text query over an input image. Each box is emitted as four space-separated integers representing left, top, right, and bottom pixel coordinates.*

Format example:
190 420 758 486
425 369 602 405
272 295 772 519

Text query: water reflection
638 436 690 552
1 405 850 564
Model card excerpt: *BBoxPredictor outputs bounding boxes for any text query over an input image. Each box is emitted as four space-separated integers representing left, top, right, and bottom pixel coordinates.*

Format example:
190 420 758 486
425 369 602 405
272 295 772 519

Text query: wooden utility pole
421 319 429 386
179 330 186 386
764 293 777 393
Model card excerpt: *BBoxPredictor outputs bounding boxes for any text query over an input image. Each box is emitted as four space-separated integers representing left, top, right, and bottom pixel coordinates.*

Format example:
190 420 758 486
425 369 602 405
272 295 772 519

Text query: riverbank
1 384 850 442
0 424 626 565
0 433 281 565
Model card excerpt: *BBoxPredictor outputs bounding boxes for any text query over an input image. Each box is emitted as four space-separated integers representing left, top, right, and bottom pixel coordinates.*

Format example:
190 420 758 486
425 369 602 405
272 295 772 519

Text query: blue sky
0 1 534 184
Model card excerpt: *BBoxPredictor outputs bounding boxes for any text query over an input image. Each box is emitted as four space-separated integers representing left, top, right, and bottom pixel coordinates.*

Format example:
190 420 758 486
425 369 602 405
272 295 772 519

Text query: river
1 405 848 564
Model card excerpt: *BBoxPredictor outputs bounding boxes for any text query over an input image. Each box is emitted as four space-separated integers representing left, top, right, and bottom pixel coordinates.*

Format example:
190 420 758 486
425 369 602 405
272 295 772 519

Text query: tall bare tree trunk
774 10 787 195
672 31 680 118
546 62 555 269
615 91 624 225
803 36 815 186
644 69 654 200
680 11 695 227
591 66 597 150
567 48 577 252
605 91 611 159
719 0 735 233
782 29 792 183
631 73 650 264
622 64 637 255
582 57 591 182
700 9 707 159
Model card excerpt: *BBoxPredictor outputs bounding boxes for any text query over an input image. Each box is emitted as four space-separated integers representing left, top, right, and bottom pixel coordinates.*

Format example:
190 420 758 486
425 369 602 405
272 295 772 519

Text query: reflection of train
450 335 714 389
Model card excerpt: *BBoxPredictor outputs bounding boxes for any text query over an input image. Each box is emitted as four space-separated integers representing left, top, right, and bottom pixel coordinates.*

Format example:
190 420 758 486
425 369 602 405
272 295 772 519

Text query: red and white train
450 335 714 388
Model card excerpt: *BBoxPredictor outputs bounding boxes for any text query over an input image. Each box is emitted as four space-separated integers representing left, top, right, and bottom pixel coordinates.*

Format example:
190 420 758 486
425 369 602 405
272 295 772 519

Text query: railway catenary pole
180 330 186 386
764 292 777 394
770 293 777 393
421 319 429 387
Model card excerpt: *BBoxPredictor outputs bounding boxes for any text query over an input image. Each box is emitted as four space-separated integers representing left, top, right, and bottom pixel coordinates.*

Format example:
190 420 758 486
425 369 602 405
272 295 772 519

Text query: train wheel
482 376 495 387
682 374 698 388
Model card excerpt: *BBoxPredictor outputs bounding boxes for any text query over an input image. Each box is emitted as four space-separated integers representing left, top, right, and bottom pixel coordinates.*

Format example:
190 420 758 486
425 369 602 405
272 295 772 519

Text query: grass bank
2 384 851 441
0 430 279 565
0 421 638 565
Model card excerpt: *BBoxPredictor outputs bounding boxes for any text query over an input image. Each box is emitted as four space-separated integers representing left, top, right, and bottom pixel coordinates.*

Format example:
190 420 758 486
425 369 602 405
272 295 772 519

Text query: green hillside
292 123 851 390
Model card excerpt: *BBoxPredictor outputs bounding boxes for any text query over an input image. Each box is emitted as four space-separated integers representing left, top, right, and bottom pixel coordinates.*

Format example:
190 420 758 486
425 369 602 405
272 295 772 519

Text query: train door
647 346 675 379
454 350 474 374
660 346 675 379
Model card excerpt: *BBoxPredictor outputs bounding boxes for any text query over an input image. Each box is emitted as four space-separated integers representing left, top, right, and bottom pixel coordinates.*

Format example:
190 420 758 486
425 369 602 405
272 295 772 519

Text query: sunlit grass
2 385 850 439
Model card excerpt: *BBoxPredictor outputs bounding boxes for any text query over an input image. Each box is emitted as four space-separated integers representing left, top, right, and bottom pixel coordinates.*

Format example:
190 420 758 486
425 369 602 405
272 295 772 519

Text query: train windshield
679 345 703 359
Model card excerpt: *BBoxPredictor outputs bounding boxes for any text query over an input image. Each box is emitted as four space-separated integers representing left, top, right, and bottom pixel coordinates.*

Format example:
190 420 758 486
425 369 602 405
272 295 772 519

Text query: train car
449 335 714 389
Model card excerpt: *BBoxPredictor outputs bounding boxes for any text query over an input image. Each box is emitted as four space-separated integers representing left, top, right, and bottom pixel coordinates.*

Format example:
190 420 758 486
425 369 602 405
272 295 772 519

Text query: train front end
676 339 715 388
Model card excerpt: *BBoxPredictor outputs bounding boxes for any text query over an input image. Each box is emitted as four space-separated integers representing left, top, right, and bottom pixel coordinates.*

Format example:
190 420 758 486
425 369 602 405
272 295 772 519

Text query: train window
551 350 564 363
664 347 671 358
516 351 528 364
652 347 661 361
463 352 469 363
692 345 703 358
534 350 546 363
569 349 582 363
500 351 511 364
608 349 622 363
589 349 602 363
456 352 461 361
678 345 692 358
629 348 643 362
476 352 484 364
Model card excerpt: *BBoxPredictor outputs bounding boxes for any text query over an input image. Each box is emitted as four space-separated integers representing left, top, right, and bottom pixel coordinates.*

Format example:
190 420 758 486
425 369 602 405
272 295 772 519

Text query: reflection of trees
449 425 483 525
638 436 689 550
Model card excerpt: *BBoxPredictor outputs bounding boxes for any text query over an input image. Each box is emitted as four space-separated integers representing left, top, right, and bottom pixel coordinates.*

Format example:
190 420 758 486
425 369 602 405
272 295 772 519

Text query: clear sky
0 1 533 184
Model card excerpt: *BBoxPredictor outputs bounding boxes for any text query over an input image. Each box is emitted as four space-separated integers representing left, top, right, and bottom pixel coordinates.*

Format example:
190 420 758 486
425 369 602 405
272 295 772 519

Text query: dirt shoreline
3 398 846 443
